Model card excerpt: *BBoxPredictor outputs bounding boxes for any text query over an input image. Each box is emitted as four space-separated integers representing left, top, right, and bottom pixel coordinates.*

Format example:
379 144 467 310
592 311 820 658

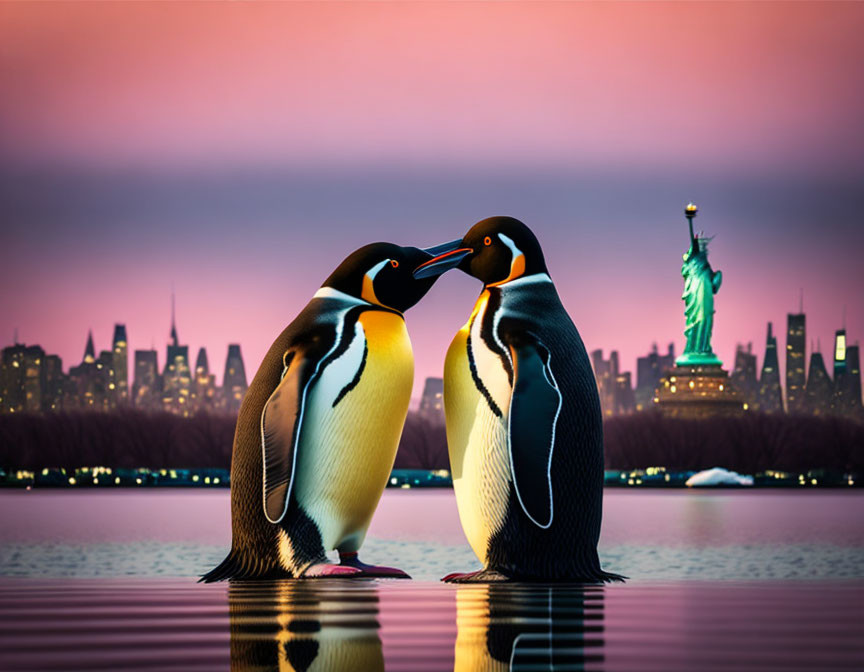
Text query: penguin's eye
390 260 399 268
484 236 492 246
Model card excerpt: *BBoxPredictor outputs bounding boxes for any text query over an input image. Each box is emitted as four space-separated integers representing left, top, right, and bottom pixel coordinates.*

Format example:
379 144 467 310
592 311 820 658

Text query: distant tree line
0 409 234 471
604 412 864 473
0 409 861 474
0 409 448 472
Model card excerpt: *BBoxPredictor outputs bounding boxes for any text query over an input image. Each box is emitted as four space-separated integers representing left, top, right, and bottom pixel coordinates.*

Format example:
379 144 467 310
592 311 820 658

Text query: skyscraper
22 345 46 412
1 344 27 413
731 342 758 409
758 322 783 413
4 342 70 413
83 330 95 364
133 349 160 410
847 345 862 418
96 350 114 410
804 345 833 416
591 349 616 417
69 331 105 409
111 324 129 406
635 342 675 411
833 329 847 378
223 344 248 413
191 347 217 411
590 349 634 416
162 295 191 415
785 312 806 413
42 354 67 411
613 370 636 415
418 377 445 424
831 329 849 415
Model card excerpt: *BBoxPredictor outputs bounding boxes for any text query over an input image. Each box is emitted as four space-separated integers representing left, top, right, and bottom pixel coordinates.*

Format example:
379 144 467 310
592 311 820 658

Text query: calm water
1 490 863 670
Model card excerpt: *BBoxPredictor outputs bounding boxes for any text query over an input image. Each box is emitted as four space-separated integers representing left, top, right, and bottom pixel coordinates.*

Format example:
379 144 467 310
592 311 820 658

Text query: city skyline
0 313 249 416
1 287 858 397
2 2 863 396
4 300 860 418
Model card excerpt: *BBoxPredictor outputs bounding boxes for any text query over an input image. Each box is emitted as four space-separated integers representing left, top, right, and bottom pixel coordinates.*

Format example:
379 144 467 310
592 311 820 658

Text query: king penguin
202 242 441 581
414 217 624 582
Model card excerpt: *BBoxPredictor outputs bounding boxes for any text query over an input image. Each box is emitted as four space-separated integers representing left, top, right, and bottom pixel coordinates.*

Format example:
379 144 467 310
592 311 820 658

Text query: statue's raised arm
686 202 698 253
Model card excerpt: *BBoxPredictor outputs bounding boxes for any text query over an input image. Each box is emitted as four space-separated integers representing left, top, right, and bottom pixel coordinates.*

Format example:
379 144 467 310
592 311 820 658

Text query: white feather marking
260 298 356 524
313 286 371 305
504 333 561 530
497 232 523 275
365 258 389 283
314 321 366 408
469 298 512 414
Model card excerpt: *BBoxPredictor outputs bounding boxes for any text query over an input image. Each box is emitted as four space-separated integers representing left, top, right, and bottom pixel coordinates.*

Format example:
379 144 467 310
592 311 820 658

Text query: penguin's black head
322 243 438 313
414 216 548 286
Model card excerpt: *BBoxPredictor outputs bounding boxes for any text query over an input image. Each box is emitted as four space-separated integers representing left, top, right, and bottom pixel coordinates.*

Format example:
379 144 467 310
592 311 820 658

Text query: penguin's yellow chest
444 292 512 565
295 310 413 551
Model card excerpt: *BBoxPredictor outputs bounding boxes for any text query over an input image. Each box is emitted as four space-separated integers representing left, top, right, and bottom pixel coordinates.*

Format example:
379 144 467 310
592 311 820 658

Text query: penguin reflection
229 580 383 672
454 584 605 671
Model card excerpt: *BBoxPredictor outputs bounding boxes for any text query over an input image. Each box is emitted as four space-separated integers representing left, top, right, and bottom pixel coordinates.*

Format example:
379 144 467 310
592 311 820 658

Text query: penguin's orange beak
414 240 472 279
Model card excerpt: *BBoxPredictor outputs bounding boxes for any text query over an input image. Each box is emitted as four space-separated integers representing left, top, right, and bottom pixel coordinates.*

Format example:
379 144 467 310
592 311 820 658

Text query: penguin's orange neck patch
361 268 403 314
361 273 382 306
488 252 525 287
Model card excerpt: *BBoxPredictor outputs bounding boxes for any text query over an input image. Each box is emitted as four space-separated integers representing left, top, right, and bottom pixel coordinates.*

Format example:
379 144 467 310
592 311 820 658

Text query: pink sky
2 2 862 172
1 2 862 393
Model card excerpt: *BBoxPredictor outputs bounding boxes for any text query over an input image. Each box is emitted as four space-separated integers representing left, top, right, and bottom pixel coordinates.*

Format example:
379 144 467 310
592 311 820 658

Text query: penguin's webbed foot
338 551 411 579
441 568 511 583
302 563 363 578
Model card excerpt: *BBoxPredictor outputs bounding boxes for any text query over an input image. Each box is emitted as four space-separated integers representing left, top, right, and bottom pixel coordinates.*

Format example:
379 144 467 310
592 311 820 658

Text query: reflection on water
2 491 864 670
226 580 607 672
454 585 604 671
1 578 863 671
229 580 383 672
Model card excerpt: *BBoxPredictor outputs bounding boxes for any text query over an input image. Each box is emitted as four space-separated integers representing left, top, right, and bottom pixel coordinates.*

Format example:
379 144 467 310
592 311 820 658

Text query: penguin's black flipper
505 336 561 529
260 327 337 524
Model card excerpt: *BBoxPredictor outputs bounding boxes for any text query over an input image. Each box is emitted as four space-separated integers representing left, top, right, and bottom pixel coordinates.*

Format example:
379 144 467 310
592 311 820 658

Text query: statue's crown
694 232 715 252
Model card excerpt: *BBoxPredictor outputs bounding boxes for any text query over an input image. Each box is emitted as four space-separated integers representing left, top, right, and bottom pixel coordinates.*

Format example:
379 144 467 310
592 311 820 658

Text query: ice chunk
685 467 754 487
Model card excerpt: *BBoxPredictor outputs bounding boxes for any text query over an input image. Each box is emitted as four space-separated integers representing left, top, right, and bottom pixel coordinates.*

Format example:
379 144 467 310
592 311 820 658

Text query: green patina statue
675 203 723 367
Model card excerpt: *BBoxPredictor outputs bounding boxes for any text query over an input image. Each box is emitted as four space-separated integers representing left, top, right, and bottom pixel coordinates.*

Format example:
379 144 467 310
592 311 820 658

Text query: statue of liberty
675 203 723 367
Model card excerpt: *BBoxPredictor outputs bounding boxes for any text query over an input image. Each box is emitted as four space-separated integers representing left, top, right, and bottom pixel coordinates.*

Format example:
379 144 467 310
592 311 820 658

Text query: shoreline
1 467 859 490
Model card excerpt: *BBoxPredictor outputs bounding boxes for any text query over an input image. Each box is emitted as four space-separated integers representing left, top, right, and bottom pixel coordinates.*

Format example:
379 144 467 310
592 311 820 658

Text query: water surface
1 490 862 670
2 490 862 580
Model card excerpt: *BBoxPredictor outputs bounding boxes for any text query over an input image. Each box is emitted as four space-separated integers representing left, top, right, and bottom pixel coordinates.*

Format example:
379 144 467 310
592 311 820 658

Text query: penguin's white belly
444 292 513 565
295 310 413 551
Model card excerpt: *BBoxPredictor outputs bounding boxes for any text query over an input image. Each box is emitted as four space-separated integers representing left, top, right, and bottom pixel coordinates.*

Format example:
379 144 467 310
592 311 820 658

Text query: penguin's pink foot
302 563 363 578
338 552 411 579
441 569 510 583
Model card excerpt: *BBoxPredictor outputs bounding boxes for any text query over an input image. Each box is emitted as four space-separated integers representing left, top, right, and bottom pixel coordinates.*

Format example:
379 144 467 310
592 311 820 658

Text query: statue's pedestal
675 352 723 367
654 364 745 419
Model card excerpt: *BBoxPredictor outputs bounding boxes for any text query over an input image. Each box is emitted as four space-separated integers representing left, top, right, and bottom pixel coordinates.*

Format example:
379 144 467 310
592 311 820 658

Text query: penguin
414 216 624 583
202 242 441 581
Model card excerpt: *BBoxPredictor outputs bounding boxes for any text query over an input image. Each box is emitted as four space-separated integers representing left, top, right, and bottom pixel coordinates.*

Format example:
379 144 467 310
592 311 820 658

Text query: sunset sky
1 1 862 395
